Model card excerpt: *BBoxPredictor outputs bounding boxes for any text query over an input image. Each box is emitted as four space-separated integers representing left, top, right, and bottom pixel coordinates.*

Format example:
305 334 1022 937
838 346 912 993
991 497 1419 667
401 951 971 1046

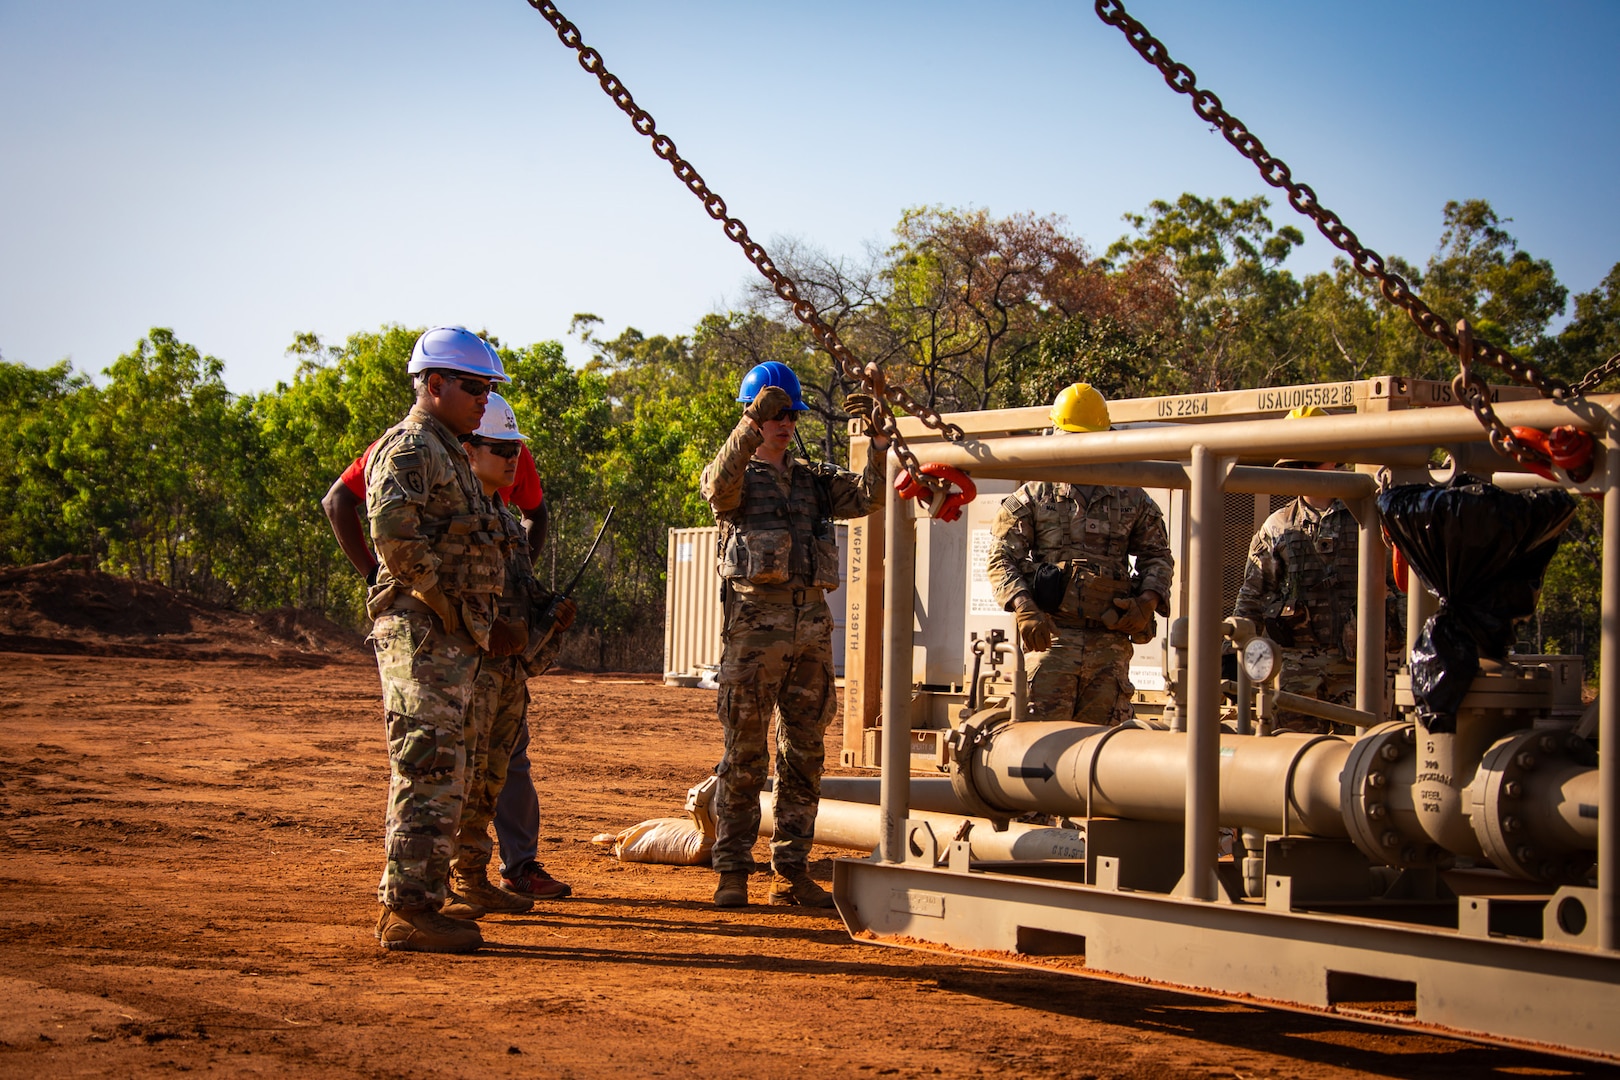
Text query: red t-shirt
339 439 544 512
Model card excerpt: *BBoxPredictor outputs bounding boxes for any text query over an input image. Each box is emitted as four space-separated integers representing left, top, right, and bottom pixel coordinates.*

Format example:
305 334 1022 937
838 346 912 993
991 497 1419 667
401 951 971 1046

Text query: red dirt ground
0 565 1614 1078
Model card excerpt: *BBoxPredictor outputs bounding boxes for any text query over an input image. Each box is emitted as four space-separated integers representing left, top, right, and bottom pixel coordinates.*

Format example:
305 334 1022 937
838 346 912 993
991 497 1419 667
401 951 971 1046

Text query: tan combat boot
375 905 483 953
439 887 486 921
768 869 834 908
713 870 750 908
453 872 533 915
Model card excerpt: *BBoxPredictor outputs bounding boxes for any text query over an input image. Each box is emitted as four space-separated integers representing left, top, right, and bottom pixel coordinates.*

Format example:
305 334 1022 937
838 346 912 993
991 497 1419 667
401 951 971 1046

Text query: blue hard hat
407 326 509 382
737 361 807 411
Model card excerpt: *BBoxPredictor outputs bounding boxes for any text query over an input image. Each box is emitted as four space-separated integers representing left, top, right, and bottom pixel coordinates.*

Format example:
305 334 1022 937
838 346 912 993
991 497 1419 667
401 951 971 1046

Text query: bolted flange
1340 720 1449 869
1471 727 1597 883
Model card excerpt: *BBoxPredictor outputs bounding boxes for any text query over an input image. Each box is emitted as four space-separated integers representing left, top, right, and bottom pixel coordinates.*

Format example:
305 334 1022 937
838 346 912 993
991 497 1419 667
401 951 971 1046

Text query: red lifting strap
893 463 977 523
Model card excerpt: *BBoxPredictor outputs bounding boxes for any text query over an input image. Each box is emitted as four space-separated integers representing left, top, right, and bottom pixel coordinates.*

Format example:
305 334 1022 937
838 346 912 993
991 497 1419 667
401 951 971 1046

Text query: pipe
1601 429 1620 949
760 797 1085 863
1184 445 1223 899
963 720 1350 838
1531 764 1602 851
878 455 915 863
916 396 1619 473
968 461 1379 499
1271 689 1379 729
1353 494 1387 720
812 776 969 816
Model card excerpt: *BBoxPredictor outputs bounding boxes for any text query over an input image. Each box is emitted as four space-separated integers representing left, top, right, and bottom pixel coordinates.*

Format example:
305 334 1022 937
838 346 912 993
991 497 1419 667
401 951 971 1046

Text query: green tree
1548 262 1620 387
0 358 91 564
56 329 259 599
1422 200 1567 359
1294 255 1430 383
1107 194 1305 393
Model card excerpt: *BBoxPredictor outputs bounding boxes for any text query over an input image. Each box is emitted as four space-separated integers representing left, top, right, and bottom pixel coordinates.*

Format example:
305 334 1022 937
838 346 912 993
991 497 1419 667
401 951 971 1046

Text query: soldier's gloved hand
1014 607 1055 653
486 617 529 657
553 597 578 632
411 586 460 636
843 392 879 431
1110 593 1157 636
744 385 793 425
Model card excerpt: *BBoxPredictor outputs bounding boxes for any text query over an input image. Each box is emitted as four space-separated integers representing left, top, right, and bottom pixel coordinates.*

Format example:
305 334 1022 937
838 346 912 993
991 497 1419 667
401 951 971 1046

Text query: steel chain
526 0 965 503
1573 351 1620 395
1095 0 1573 469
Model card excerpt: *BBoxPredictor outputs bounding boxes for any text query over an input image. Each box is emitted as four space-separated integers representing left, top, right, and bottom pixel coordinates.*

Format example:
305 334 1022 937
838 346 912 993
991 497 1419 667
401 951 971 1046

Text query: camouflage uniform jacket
988 483 1173 625
365 404 507 648
700 417 884 594
1234 497 1358 652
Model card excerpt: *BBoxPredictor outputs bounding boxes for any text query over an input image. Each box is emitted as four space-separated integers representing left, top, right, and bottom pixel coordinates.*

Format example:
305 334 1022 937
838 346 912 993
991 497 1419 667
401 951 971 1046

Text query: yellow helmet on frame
1050 383 1111 433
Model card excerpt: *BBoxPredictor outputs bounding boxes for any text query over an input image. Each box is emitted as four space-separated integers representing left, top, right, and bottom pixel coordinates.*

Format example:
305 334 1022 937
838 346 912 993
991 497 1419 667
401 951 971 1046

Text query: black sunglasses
465 436 522 459
430 371 492 397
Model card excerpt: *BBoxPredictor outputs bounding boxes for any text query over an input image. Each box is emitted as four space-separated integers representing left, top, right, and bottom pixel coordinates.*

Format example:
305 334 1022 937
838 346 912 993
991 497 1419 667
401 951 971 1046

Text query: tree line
1 193 1615 670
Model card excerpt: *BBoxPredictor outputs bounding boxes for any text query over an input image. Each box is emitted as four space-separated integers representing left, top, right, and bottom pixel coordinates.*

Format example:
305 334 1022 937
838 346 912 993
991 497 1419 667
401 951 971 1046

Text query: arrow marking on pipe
1007 765 1054 781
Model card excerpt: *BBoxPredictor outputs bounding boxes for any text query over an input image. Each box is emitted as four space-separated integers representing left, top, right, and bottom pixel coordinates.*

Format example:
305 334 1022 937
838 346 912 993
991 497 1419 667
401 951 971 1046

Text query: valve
894 463 977 523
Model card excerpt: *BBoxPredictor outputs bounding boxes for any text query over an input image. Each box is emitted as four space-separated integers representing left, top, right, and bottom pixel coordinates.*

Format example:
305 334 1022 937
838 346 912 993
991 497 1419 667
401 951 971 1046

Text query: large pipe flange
947 707 1013 827
1341 720 1448 869
1471 727 1597 883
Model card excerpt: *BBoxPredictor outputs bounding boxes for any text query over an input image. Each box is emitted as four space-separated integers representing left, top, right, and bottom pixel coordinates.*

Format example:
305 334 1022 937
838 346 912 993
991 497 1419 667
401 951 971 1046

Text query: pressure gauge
1241 636 1280 684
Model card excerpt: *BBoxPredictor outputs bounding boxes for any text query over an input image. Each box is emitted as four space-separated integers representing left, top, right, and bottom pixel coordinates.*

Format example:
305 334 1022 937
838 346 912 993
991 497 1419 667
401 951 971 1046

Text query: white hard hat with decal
473 392 527 441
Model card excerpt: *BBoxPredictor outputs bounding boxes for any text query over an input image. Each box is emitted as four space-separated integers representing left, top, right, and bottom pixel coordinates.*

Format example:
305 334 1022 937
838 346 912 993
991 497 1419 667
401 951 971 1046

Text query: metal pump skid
832 377 1620 1059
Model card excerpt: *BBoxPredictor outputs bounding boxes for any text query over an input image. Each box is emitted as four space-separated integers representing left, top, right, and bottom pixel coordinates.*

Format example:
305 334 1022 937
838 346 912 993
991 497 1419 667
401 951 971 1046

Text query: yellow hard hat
1050 383 1111 433
1277 404 1328 467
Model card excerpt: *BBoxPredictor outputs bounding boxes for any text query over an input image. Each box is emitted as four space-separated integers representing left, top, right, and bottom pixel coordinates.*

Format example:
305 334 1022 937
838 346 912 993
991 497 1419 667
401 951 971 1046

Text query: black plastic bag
1376 474 1576 733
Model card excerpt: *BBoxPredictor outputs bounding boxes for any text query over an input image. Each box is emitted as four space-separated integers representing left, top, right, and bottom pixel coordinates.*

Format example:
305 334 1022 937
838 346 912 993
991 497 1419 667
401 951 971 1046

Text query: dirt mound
251 605 368 654
0 557 367 664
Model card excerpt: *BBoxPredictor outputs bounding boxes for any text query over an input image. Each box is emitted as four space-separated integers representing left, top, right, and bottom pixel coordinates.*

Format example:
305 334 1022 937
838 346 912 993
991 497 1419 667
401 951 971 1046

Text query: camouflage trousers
371 611 481 909
1025 628 1136 725
1272 646 1357 734
452 654 528 877
711 595 837 874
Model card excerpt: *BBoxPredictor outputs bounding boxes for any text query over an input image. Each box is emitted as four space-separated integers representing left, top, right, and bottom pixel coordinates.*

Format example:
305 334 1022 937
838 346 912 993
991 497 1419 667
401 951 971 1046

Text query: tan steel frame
836 377 1620 1058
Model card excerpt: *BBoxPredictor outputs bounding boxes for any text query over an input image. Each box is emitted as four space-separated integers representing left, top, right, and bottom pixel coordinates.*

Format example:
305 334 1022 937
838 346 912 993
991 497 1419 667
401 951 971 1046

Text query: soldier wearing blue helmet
700 363 888 908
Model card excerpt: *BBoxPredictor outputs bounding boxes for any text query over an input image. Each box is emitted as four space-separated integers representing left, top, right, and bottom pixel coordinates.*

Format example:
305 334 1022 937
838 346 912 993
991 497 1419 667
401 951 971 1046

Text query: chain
1573 350 1620 395
525 0 965 500
1094 0 1572 468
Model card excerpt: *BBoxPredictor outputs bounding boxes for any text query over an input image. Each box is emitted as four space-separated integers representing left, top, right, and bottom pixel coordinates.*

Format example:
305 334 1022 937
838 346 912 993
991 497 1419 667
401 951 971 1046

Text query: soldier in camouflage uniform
367 327 509 954
1233 405 1404 733
443 393 577 920
987 385 1174 726
701 362 887 909
1233 487 1360 733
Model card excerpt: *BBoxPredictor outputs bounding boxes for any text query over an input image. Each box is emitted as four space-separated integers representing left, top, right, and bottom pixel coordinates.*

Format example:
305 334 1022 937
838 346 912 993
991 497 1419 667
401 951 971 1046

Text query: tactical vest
1027 486 1135 577
417 504 508 602
368 415 507 641
1266 502 1359 649
494 504 532 626
717 459 840 590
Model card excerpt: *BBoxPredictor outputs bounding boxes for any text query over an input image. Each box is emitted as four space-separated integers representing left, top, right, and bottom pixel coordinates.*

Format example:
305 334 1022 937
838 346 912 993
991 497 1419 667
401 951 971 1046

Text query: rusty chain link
525 0 964 500
1094 0 1583 470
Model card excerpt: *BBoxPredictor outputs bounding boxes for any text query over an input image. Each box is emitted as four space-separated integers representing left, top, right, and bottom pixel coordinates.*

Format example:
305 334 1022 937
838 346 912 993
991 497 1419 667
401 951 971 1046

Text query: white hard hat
473 392 527 441
407 326 509 382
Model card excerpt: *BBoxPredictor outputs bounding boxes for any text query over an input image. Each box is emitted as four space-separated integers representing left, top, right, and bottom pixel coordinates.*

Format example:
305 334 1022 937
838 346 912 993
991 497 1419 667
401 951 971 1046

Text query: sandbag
1377 475 1576 733
607 817 714 865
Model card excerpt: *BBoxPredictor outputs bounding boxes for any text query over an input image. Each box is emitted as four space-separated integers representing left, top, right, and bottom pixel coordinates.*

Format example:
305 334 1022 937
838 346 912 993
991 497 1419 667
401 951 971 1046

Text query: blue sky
2 0 1616 393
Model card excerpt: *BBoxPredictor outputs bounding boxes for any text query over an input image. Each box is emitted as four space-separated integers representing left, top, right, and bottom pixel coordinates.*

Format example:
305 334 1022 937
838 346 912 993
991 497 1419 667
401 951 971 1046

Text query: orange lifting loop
894 463 977 523
1510 425 1596 485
